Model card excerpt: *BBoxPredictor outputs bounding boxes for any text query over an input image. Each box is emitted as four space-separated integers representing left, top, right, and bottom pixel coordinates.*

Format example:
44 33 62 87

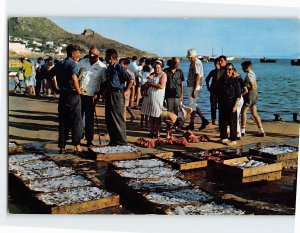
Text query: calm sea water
9 57 300 120
179 59 300 121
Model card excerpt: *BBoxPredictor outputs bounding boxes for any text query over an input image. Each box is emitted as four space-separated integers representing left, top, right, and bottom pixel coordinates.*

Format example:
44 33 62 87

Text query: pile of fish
259 146 298 155
127 177 191 192
92 145 138 154
116 167 179 179
183 149 239 162
168 156 193 164
135 137 189 148
9 142 17 147
231 159 267 168
9 153 117 209
111 159 166 169
36 187 112 206
135 138 156 148
166 202 245 215
145 188 214 205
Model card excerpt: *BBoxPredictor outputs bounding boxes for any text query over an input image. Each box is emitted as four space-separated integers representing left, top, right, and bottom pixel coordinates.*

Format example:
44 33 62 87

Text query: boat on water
291 59 300 66
226 56 235 61
260 57 277 63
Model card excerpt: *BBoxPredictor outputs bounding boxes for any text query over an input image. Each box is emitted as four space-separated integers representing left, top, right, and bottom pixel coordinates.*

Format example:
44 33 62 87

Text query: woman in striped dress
141 61 167 138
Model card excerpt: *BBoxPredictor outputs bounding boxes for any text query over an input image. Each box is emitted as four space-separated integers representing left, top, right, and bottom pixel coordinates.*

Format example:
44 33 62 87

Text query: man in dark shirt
34 57 43 96
215 63 241 146
164 57 184 115
104 49 134 146
48 44 83 154
205 58 220 125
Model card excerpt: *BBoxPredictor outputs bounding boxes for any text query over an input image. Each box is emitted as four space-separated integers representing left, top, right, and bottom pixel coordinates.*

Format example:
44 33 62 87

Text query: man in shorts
240 61 265 137
184 48 209 131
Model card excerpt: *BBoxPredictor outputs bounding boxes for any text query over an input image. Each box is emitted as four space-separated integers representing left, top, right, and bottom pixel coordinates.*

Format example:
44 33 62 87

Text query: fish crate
89 145 142 161
107 158 168 172
8 141 24 154
217 157 282 183
34 187 120 214
249 145 298 169
153 152 208 171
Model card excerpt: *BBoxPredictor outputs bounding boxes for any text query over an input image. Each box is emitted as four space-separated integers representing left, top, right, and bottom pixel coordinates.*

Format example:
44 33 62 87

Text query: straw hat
186 48 198 58
178 104 192 120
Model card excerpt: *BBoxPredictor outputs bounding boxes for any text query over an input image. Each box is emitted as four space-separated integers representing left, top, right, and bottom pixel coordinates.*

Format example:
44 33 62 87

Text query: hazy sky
50 17 300 58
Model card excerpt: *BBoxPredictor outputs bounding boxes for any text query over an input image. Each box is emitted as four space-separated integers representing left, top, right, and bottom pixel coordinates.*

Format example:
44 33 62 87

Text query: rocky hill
8 17 155 57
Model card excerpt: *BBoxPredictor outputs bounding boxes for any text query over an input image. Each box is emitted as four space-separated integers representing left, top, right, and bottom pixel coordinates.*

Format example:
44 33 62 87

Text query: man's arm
205 70 213 91
192 73 200 98
71 74 81 94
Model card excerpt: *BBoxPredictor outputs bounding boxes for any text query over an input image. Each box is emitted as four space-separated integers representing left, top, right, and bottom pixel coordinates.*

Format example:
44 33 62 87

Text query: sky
50 18 300 58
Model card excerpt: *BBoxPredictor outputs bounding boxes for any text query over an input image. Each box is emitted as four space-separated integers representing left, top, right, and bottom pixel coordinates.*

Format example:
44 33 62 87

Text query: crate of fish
34 186 120 214
249 145 298 168
164 202 246 215
153 152 208 171
8 141 24 154
184 149 241 163
218 157 282 183
108 158 168 172
89 145 142 161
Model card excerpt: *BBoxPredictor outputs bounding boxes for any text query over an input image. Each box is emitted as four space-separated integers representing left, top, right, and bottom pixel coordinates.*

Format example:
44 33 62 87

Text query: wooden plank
281 159 298 169
51 195 120 214
241 171 282 183
154 152 207 171
96 151 142 161
242 162 282 177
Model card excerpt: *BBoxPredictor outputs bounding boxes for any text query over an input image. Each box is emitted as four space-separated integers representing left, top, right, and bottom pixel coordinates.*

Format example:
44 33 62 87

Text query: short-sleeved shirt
187 58 204 88
244 70 257 90
22 60 33 77
164 67 184 98
106 63 131 91
77 58 107 96
53 58 79 94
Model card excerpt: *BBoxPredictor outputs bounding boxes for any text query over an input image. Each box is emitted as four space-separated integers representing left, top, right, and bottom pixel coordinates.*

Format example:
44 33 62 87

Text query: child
14 68 23 93
161 105 192 139
140 65 151 129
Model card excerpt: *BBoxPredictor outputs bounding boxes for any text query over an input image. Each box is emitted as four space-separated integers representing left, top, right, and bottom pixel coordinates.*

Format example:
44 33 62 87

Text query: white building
9 42 32 53
61 44 67 47
46 41 54 46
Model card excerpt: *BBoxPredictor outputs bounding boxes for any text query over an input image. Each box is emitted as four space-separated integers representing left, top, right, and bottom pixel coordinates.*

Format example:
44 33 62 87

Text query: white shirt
128 61 139 77
78 58 107 96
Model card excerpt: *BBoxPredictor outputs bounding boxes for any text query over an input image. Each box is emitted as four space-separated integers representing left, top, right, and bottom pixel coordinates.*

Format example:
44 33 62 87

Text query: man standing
205 58 220 125
163 57 184 115
34 57 43 96
19 57 33 95
47 44 83 154
185 49 209 130
78 47 107 148
105 49 134 146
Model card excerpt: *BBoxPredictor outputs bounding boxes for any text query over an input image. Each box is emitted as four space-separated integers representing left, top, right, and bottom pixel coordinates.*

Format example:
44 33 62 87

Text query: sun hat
178 104 192 120
186 48 198 58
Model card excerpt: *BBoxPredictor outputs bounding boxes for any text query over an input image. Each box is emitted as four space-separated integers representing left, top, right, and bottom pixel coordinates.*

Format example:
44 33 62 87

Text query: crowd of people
12 44 266 153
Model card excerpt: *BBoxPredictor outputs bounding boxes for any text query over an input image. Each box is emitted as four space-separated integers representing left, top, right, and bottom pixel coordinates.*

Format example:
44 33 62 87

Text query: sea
9 57 300 121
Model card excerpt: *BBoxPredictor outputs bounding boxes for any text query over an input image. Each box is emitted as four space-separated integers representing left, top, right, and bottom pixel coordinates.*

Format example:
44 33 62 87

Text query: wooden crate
249 145 298 161
89 147 142 161
154 152 207 171
8 141 24 154
218 157 282 183
36 193 120 214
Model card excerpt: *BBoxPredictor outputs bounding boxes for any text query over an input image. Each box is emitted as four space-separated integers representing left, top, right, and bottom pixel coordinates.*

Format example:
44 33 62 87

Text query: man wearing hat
185 48 209 130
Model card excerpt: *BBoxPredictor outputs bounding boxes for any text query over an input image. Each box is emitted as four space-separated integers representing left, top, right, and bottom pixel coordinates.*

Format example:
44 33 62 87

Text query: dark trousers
166 98 181 115
210 93 218 121
105 91 127 145
35 76 43 95
81 95 95 145
58 93 83 148
218 101 237 141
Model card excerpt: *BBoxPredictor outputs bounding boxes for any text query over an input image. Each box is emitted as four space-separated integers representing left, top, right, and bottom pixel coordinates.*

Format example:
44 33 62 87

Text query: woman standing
141 61 167 138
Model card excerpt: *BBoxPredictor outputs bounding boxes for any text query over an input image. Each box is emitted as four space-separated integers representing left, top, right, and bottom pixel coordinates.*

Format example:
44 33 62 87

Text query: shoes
73 145 83 155
221 139 230 144
241 133 246 137
199 119 209 130
228 141 237 146
184 124 194 130
256 132 266 137
59 148 65 154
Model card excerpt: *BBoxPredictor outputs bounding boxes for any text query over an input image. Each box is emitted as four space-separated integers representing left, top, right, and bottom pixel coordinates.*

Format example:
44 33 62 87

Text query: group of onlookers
12 44 265 153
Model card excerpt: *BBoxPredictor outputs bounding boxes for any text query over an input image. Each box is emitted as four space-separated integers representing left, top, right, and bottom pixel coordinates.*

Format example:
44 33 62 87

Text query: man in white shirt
78 47 107 147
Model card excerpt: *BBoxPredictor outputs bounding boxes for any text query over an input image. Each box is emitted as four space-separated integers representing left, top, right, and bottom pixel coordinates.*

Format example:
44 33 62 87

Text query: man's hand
233 106 237 113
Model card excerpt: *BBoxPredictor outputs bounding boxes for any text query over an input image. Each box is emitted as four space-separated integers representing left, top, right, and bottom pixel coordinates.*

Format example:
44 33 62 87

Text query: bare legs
241 104 265 136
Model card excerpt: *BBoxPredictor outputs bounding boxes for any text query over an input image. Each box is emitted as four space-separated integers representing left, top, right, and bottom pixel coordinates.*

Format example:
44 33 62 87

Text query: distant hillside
8 17 155 57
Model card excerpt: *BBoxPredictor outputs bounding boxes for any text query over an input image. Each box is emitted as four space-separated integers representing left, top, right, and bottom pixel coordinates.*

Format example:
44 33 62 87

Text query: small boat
291 59 300 66
226 56 235 61
260 57 276 63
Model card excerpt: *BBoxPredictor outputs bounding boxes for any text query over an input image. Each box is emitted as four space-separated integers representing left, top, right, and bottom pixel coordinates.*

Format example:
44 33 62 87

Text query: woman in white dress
141 61 167 138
